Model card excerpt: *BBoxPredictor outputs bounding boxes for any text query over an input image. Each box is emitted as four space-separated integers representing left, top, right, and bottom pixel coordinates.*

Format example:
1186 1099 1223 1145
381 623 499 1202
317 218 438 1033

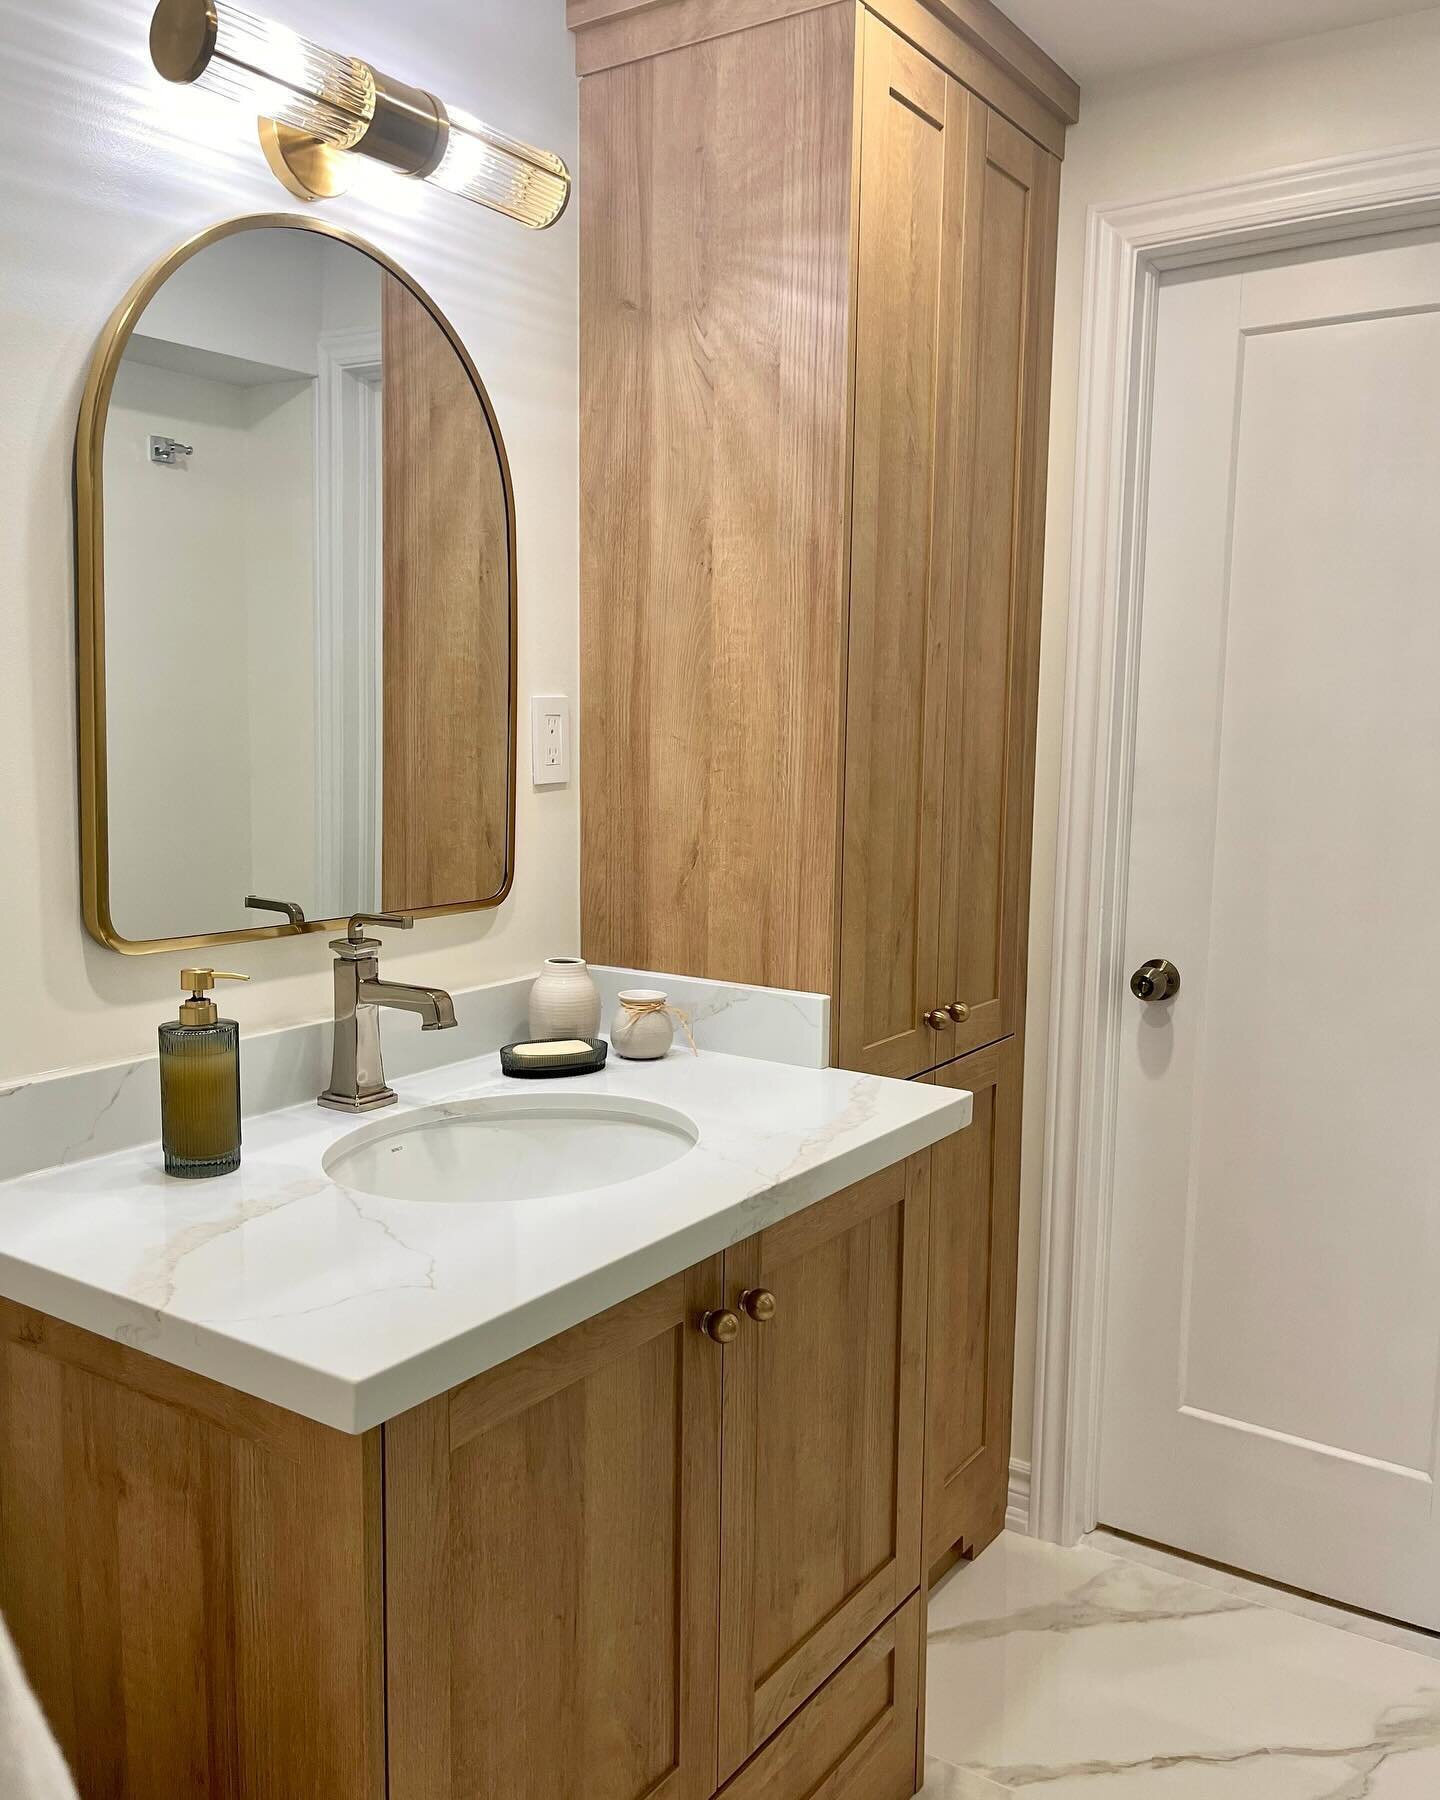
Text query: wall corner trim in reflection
147 0 572 227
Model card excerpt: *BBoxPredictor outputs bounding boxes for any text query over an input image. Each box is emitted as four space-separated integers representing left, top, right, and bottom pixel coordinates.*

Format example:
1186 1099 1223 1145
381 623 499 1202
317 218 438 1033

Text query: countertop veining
0 1048 970 1432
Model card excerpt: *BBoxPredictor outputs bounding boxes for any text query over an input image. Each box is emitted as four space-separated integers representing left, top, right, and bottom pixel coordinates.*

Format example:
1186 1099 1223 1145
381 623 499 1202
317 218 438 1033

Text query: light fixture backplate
257 118 350 201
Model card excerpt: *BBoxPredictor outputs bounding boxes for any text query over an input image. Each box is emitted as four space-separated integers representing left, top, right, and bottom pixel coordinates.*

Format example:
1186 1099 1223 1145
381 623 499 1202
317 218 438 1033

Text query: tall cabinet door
934 109 1060 1060
836 15 966 1080
717 1158 930 1780
384 1267 724 1800
923 1039 1024 1566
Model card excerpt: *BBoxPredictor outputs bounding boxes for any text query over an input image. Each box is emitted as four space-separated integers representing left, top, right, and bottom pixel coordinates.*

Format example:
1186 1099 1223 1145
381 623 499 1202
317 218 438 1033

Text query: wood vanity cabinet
383 1260 725 1799
0 1160 931 1800
573 0 1071 1579
386 1155 930 1800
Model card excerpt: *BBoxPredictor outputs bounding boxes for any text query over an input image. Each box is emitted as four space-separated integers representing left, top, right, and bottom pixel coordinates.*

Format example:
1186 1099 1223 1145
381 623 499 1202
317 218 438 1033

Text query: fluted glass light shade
186 4 375 147
431 108 570 229
149 0 570 227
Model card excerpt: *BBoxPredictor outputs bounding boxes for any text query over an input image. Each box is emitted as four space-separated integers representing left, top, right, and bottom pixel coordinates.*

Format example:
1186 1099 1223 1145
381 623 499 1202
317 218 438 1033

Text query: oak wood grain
717 1157 929 1778
875 0 1071 156
385 1262 724 1800
935 107 1057 1063
0 1299 385 1800
835 17 952 1079
716 1596 923 1800
922 1037 1023 1564
567 0 1079 151
381 273 512 912
579 5 857 991
575 0 1065 1571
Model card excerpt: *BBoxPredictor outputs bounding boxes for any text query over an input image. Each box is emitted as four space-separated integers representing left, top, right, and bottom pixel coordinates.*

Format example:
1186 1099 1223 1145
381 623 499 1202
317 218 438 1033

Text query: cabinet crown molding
565 0 1080 135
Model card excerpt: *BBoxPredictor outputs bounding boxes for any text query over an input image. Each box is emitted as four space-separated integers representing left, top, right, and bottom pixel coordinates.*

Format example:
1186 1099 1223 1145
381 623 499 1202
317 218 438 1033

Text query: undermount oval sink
322 1093 700 1204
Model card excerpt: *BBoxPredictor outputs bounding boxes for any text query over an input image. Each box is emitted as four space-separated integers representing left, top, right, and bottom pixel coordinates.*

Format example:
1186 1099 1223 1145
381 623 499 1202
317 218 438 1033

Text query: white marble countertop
0 1049 969 1433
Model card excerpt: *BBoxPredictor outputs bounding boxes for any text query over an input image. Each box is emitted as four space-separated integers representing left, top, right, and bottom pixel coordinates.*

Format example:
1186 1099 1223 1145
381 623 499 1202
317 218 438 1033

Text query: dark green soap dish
500 1037 608 1079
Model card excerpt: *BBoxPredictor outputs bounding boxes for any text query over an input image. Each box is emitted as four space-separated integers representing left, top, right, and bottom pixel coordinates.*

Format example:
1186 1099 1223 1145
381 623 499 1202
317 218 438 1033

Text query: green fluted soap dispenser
159 968 249 1178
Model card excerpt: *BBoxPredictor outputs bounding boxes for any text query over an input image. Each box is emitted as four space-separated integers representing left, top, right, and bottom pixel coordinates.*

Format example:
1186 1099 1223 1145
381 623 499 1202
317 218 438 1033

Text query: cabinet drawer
718 1596 922 1800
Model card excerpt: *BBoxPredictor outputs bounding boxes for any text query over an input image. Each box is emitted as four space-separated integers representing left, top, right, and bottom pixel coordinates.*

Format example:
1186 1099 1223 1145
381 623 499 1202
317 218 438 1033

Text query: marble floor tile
924 1533 1440 1796
1083 1530 1440 1664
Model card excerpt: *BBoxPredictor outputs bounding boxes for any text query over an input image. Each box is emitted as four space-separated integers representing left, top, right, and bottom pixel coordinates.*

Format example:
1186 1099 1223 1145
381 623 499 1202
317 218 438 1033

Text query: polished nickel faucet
318 913 457 1112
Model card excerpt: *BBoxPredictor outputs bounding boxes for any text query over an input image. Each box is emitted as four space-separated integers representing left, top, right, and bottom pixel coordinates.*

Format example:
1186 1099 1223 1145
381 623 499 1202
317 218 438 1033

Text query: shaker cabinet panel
837 32 1059 1081
836 16 960 1080
384 1266 724 1800
923 1039 1024 1567
717 1156 929 1779
717 1596 923 1800
935 109 1060 1062
0 1301 386 1800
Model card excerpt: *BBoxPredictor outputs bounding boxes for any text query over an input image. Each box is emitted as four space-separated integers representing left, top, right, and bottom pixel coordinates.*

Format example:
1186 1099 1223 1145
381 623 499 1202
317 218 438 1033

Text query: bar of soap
500 1037 608 1079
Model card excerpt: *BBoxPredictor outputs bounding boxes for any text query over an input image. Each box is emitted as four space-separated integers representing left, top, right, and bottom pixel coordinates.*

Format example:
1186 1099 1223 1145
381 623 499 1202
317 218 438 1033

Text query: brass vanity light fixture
148 0 571 227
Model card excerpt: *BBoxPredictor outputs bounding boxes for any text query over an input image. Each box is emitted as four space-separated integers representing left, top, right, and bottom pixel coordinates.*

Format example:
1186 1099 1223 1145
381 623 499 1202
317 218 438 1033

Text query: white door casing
1034 143 1440 1559
314 327 383 920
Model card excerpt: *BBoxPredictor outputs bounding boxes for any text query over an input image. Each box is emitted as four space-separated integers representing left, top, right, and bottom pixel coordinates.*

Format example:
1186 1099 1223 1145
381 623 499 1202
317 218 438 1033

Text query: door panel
385 1266 723 1799
837 14 957 1078
922 1039 1023 1567
1100 227 1440 1628
935 109 1057 1061
717 1159 929 1779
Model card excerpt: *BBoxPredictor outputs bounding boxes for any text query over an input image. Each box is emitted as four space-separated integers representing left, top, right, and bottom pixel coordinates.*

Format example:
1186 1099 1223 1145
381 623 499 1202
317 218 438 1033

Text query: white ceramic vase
528 957 602 1041
610 988 675 1061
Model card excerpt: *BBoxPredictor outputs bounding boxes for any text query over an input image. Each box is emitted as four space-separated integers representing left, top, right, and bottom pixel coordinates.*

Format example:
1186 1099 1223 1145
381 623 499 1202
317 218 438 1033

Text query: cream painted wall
0 0 578 1081
1015 4 1440 1465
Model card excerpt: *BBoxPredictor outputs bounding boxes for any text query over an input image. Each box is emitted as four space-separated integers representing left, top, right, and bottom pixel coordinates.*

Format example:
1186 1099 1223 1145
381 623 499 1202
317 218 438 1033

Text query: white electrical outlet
530 695 571 786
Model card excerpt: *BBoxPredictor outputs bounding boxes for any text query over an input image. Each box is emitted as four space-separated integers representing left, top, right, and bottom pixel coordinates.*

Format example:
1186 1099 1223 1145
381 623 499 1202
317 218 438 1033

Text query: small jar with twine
609 988 698 1061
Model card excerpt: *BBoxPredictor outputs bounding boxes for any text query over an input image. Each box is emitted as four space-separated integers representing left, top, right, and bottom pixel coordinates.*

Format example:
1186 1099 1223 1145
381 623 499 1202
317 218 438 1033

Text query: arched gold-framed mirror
76 213 517 954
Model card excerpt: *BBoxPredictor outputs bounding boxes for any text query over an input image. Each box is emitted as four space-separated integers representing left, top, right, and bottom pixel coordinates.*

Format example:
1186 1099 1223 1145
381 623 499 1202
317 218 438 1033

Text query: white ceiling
1002 0 1440 84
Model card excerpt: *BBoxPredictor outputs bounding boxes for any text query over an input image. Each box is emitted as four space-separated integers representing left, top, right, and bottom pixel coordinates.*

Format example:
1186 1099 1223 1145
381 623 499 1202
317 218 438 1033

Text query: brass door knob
740 1288 777 1323
946 1002 970 1024
701 1309 741 1344
1130 958 1181 1002
924 1009 953 1030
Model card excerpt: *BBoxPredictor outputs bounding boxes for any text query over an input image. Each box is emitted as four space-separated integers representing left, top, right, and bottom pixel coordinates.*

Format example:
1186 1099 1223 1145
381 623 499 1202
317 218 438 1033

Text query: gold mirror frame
76 213 518 954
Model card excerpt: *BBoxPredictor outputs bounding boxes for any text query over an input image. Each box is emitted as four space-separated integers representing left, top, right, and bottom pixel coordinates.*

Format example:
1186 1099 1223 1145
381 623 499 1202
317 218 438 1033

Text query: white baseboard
1006 1458 1032 1535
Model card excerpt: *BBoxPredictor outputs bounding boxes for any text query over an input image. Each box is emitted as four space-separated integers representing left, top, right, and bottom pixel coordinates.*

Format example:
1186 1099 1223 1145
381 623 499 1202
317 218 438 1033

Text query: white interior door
1099 224 1440 1629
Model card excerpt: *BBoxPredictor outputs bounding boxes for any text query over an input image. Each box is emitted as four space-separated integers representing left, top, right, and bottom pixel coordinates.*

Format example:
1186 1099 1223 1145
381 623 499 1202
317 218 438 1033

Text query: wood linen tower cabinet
572 0 1073 1587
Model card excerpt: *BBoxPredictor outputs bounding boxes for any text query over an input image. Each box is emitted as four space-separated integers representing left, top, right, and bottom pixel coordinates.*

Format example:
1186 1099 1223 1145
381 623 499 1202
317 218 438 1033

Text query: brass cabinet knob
740 1288 777 1323
701 1309 741 1344
923 1009 953 1030
945 1002 970 1024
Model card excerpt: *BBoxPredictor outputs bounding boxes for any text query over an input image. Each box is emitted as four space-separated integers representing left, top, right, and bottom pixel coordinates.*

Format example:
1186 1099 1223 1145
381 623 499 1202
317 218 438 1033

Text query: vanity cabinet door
835 16 958 1081
716 1157 929 1780
933 108 1059 1062
384 1263 723 1800
923 1039 1023 1569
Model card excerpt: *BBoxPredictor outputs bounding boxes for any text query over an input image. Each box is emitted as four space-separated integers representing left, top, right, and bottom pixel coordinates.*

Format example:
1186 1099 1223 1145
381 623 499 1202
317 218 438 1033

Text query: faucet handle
345 912 413 943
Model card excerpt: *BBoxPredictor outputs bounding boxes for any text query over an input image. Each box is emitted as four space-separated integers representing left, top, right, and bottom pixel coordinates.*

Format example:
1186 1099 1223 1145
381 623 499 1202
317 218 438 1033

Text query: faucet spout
318 917 459 1111
358 978 458 1031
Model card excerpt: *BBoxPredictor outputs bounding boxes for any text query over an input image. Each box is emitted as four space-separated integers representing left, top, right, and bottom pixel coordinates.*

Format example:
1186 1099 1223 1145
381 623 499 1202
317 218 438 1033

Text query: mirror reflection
96 222 513 947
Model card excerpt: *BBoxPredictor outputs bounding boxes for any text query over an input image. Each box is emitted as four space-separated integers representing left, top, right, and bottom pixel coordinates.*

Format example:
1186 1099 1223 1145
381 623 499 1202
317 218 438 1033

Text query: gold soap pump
158 968 249 1178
